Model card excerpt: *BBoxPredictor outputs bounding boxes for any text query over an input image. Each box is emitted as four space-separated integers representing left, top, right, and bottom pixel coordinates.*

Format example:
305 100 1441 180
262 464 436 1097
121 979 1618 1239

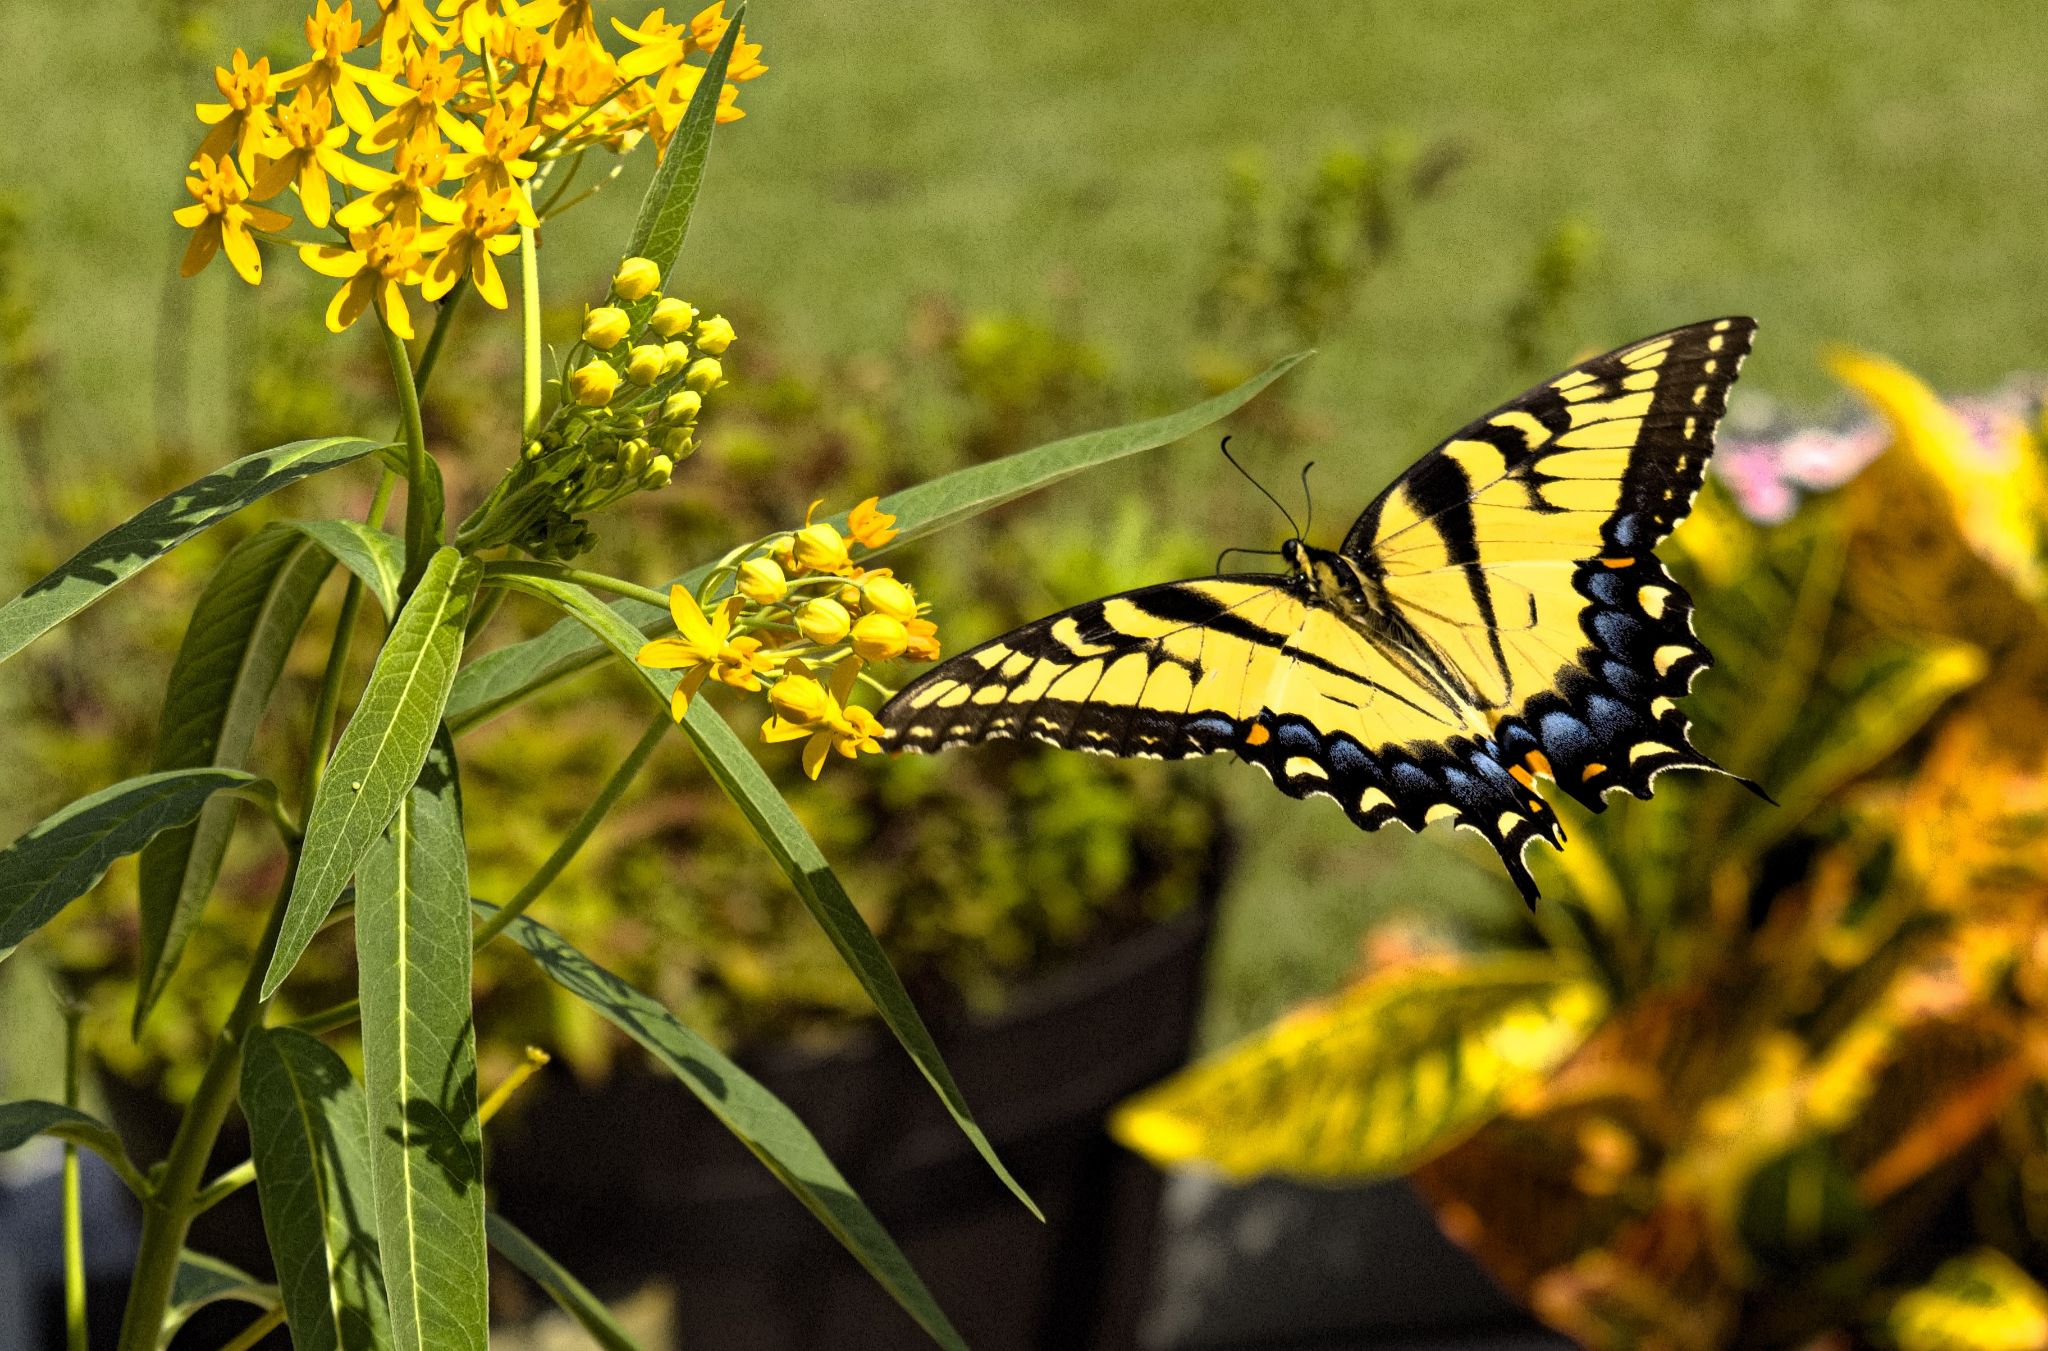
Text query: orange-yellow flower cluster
173 0 765 338
637 499 939 778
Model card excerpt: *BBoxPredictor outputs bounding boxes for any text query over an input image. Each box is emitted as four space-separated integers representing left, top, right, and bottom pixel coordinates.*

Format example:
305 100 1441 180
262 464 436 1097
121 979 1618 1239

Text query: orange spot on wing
1583 762 1607 780
1244 723 1270 746
1524 751 1554 779
1599 557 1634 569
1509 765 1536 791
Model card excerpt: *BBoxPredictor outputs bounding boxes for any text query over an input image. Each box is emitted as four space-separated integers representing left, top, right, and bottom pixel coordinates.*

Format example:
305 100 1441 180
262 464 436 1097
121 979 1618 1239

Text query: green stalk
482 559 672 610
62 1003 86 1351
520 209 543 436
415 278 469 396
381 317 437 600
114 858 298 1351
218 1306 288 1351
291 712 670 1037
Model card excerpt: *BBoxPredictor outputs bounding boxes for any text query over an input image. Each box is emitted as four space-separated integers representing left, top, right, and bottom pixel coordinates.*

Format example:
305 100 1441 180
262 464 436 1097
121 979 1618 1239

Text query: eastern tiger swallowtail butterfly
877 318 1759 903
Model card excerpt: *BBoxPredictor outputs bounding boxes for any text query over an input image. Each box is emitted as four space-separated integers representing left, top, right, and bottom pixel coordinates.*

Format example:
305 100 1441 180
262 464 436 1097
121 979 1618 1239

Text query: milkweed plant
0 3 1304 1347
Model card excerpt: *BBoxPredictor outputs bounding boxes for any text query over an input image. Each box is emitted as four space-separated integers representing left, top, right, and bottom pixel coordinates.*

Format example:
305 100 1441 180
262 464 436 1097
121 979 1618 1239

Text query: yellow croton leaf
1890 1249 2048 1351
1111 954 1608 1181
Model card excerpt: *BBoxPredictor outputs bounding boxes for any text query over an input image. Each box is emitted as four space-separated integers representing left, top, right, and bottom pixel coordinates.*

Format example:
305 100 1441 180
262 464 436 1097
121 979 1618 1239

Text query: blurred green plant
1116 350 2048 1348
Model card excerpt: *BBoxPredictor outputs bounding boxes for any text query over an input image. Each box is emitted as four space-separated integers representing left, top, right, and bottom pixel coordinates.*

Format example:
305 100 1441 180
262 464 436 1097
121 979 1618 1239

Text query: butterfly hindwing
1347 317 1756 815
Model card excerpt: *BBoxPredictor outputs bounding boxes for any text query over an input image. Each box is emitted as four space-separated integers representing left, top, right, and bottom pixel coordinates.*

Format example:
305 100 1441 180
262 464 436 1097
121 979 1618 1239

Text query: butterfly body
878 318 1760 903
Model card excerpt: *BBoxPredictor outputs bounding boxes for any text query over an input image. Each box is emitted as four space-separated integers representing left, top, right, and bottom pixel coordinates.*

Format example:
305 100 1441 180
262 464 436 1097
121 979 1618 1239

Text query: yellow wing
1346 316 1758 817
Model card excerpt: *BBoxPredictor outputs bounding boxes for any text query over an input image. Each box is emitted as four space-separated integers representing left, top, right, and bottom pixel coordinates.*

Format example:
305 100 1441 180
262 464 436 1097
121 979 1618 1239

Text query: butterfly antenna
1216 544 1286 573
1220 437 1302 540
1299 460 1316 540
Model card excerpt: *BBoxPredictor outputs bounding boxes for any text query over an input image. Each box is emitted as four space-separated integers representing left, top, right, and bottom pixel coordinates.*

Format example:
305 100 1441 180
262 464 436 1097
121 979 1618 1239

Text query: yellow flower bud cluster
461 267 737 558
634 498 941 779
174 0 768 340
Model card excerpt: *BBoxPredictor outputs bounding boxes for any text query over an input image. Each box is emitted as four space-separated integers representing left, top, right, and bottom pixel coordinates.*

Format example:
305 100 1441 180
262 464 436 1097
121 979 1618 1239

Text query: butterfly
876 318 1759 903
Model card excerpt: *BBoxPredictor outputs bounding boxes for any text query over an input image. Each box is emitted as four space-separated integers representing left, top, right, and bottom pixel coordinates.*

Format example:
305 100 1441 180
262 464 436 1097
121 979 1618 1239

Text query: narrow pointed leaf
0 1100 147 1194
1112 955 1608 1181
483 904 967 1351
358 730 487 1351
0 768 273 956
445 353 1307 732
486 1212 642 1351
241 1027 393 1351
0 436 382 664
136 527 334 1032
289 519 404 617
165 1252 278 1339
488 572 1039 1217
624 8 741 285
268 547 479 996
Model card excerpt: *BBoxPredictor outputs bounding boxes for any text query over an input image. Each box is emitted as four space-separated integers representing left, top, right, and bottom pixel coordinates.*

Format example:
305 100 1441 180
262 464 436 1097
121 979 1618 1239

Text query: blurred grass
5 0 2047 1045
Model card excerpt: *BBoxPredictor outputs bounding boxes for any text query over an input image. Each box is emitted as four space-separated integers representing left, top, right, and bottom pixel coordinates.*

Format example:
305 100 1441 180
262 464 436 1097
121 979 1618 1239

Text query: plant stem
114 857 298 1351
381 316 437 600
62 1003 86 1351
483 559 673 610
292 712 670 1035
414 278 468 399
188 1158 255 1217
520 211 543 436
217 1305 288 1351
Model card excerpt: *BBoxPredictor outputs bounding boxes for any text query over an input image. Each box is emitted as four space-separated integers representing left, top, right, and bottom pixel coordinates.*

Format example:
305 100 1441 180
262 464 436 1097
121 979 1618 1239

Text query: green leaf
358 730 487 1351
444 353 1308 732
624 8 741 286
0 768 272 957
486 1212 642 1351
1890 1247 2048 1351
1111 954 1607 1181
0 1099 147 1194
165 1252 278 1340
0 436 382 665
267 547 479 997
240 1026 393 1351
488 571 1039 1217
136 527 334 1033
483 904 967 1351
290 519 404 617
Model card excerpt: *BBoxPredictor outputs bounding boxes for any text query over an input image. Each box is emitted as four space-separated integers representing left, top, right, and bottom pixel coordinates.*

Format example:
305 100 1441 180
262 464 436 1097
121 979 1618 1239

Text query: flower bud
620 438 650 477
569 360 619 406
694 314 736 355
738 557 787 604
861 575 917 622
770 672 829 724
796 598 851 645
661 427 696 459
625 343 665 385
648 296 697 338
792 521 850 574
643 453 674 489
850 612 908 662
661 340 692 377
905 617 941 662
661 390 703 424
684 356 725 393
612 256 662 301
582 305 630 350
769 535 797 571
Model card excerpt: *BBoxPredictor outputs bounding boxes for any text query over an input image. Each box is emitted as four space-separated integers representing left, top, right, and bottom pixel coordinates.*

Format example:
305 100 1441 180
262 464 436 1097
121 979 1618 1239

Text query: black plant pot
492 896 1218 1351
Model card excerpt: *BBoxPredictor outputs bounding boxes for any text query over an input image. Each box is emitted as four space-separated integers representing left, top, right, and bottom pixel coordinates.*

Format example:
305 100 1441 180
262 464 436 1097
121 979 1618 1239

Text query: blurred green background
5 0 2048 1052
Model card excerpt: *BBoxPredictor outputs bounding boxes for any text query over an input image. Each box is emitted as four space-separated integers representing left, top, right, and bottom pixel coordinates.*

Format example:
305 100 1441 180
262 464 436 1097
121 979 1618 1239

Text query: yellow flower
444 105 542 215
711 636 776 692
625 344 665 386
684 356 725 392
796 598 851 646
279 1 390 137
660 341 692 377
613 256 663 301
792 517 851 575
515 0 603 57
693 313 736 355
568 360 620 406
195 49 278 176
860 574 917 622
760 661 875 779
582 305 632 350
175 155 292 285
850 613 907 662
846 496 898 550
649 296 697 338
737 557 786 604
638 588 742 719
377 0 446 64
336 125 461 228
360 44 466 153
252 89 373 229
767 662 831 723
435 0 521 53
905 616 941 662
419 184 522 305
298 220 429 337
